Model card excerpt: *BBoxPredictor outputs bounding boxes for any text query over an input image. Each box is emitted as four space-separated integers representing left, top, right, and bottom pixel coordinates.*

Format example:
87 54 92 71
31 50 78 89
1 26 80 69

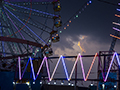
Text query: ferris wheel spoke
3 14 29 55
16 9 53 19
21 17 51 33
13 21 40 43
0 21 6 57
4 4 16 11
1 29 16 56
39 3 49 38
5 11 26 39
3 9 34 54
7 23 32 55
18 17 51 44
18 16 53 44
1 10 20 55
4 6 48 45
5 2 57 17
5 26 24 55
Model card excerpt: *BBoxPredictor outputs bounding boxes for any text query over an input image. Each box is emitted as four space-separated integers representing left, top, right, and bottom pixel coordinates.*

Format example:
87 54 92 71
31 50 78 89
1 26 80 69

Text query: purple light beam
104 52 120 82
36 56 50 80
18 57 21 80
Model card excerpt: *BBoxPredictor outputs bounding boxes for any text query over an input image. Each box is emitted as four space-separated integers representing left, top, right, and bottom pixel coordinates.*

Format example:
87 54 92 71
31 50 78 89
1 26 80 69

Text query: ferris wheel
0 0 62 71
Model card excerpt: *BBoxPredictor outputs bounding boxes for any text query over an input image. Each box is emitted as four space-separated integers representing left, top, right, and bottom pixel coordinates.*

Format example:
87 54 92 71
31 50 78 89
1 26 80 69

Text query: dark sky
49 0 120 86
52 0 120 55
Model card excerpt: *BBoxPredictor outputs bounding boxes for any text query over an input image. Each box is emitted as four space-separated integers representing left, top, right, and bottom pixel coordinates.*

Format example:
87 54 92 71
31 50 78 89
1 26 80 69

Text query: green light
49 40 51 42
37 50 39 52
76 15 78 18
33 53 35 55
60 31 62 33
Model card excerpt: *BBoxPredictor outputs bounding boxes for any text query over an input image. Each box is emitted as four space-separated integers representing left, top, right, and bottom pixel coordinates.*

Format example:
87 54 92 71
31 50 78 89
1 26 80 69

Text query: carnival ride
0 0 120 90
0 0 62 71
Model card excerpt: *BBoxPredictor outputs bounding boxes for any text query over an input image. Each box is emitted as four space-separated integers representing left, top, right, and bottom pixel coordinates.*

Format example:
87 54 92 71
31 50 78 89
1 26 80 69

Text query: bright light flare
110 34 120 40
112 22 120 26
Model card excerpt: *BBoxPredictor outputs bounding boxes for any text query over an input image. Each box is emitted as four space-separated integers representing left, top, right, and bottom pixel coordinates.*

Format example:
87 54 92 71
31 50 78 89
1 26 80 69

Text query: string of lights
57 0 92 34
4 6 47 45
5 2 57 17
18 52 120 82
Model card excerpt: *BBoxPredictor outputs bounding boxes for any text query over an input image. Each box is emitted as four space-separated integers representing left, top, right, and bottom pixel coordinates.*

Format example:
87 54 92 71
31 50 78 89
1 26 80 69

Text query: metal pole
118 66 120 90
74 58 77 90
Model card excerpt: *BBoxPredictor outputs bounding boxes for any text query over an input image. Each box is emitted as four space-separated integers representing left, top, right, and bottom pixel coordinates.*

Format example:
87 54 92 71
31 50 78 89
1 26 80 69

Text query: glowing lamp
61 82 64 85
76 15 78 18
114 85 116 88
40 81 42 84
69 20 71 23
89 1 92 3
68 82 71 85
13 82 16 85
33 82 35 84
26 82 30 86
102 84 105 89
49 40 51 42
48 82 50 85
37 50 39 52
90 83 93 86
71 84 74 86
54 82 56 84
64 27 66 29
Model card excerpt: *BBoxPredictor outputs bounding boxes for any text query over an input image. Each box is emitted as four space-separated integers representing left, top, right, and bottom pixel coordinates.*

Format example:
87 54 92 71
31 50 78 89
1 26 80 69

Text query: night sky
52 0 120 55
1 0 120 89
49 0 120 86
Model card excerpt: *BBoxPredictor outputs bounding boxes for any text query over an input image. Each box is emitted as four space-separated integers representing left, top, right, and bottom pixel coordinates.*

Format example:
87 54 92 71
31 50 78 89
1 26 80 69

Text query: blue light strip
21 59 30 78
29 57 36 80
4 6 47 45
61 56 69 80
5 2 57 17
117 8 120 12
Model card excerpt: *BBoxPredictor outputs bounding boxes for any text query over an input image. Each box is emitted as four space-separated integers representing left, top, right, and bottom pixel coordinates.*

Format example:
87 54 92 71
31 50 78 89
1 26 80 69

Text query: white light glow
26 82 30 86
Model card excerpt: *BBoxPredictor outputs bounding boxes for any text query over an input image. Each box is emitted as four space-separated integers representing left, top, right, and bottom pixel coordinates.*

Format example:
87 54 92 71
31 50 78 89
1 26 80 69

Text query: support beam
0 36 43 47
